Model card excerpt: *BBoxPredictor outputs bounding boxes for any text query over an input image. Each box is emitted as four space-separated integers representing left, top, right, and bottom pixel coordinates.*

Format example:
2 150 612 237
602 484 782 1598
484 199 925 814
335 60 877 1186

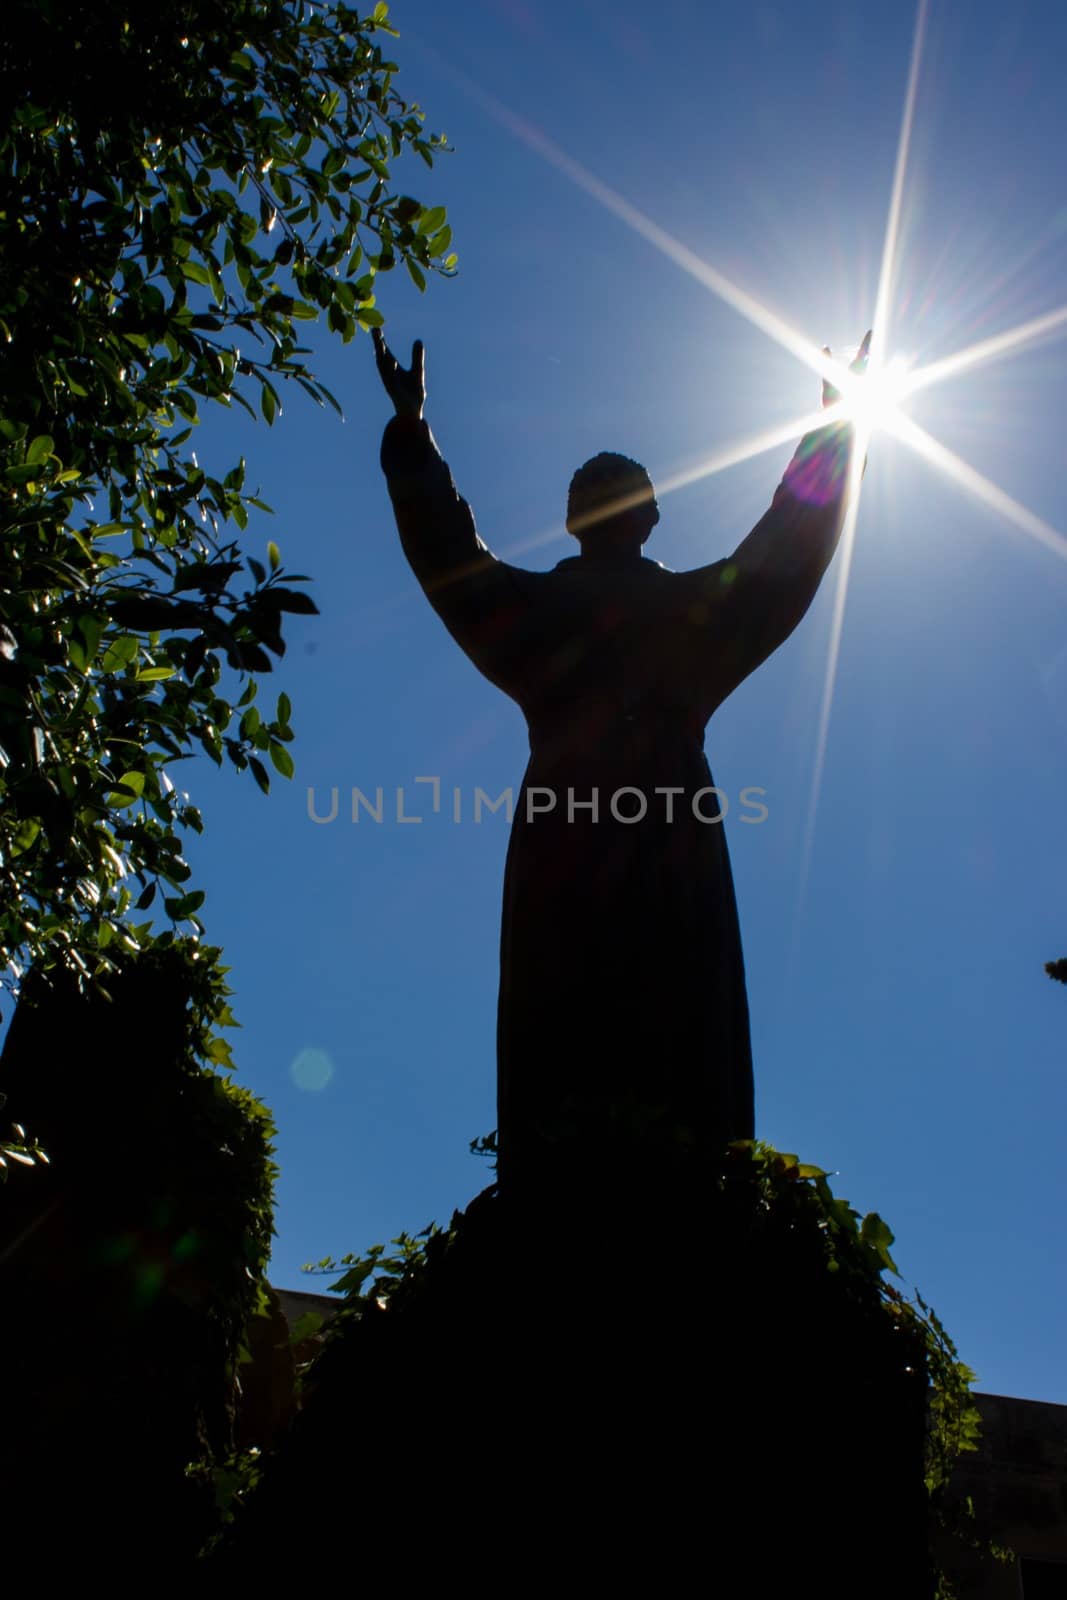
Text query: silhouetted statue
375 328 867 1210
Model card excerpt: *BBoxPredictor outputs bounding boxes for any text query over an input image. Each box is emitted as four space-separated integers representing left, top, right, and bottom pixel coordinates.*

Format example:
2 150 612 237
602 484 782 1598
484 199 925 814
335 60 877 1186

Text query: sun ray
654 406 841 503
793 440 869 926
793 0 926 942
902 303 1067 397
870 0 929 368
502 406 838 559
888 412 1067 562
424 47 839 389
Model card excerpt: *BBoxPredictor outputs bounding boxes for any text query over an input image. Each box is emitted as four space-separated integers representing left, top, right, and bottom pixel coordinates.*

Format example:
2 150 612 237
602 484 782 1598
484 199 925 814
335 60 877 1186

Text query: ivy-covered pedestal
216 1141 975 1597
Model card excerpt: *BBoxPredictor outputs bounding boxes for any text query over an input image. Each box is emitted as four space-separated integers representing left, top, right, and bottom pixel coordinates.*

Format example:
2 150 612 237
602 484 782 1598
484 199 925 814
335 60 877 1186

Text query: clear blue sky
179 0 1066 1401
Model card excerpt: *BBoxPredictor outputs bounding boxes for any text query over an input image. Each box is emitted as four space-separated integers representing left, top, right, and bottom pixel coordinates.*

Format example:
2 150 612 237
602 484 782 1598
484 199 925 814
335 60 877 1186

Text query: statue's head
566 453 659 552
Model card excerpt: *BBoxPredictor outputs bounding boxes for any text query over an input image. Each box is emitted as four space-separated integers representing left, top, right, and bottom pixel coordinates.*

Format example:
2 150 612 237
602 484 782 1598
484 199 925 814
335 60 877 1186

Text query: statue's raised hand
821 329 872 409
372 328 425 420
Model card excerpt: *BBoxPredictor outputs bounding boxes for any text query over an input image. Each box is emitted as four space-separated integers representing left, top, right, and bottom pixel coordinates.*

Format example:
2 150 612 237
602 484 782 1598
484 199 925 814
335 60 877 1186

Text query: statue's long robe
381 416 854 1205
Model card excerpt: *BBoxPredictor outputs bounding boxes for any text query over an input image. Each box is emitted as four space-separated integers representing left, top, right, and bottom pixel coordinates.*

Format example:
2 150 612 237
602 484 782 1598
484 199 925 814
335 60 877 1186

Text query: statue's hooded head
566 452 660 552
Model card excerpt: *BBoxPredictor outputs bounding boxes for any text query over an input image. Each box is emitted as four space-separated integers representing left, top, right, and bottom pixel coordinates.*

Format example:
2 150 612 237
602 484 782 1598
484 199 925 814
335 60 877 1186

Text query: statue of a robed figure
375 328 868 1211
203 330 935 1596
210 333 936 1597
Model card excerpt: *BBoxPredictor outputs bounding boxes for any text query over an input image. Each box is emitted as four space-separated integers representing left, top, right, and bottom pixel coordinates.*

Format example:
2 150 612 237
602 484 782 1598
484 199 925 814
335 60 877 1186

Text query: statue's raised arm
373 330 542 701
685 331 870 715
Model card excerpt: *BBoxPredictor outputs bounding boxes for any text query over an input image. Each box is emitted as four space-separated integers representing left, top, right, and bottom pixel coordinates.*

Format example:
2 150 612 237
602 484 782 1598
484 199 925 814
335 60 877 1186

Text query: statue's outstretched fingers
372 325 394 382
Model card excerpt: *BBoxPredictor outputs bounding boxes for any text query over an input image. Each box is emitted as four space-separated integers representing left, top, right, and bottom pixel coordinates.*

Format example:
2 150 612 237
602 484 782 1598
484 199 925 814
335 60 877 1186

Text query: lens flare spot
291 1047 335 1093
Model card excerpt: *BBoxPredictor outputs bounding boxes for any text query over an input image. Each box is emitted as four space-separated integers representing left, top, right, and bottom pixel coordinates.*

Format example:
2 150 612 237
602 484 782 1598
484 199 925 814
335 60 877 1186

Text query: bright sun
836 354 912 436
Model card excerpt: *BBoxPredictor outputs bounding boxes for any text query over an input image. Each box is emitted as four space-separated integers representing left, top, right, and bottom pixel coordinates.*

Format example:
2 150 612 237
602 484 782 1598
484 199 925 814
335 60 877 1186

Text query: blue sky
176 0 1067 1401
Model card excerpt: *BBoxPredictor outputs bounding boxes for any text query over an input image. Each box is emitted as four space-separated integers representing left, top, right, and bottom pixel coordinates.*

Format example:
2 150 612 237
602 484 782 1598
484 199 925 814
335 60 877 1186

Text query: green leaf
417 205 447 237
108 770 146 808
11 818 41 856
76 613 105 660
289 1311 324 1343
181 260 213 287
101 635 139 673
164 889 206 920
405 258 426 292
249 756 270 794
26 434 54 465
269 741 294 779
136 665 177 682
267 540 281 571
268 587 319 614
859 1212 899 1275
277 692 291 725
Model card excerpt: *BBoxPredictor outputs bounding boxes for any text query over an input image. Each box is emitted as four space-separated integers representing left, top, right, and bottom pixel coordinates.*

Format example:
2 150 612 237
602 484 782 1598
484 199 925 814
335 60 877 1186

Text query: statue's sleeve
689 419 857 710
380 414 538 698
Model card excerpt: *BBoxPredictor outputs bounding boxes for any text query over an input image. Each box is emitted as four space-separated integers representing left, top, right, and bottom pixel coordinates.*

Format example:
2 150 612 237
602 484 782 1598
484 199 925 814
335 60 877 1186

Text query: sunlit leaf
417 205 446 237
107 771 146 808
26 434 54 465
101 635 139 673
269 741 294 779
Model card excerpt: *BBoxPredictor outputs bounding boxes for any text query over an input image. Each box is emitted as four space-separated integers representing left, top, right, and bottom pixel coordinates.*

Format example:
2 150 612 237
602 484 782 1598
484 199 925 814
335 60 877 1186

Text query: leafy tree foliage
0 0 453 1027
0 939 279 1572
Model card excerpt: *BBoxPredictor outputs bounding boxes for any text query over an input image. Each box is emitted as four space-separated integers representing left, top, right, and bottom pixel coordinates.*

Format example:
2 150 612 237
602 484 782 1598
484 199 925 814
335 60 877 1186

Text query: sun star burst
440 4 1067 920
836 355 913 438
